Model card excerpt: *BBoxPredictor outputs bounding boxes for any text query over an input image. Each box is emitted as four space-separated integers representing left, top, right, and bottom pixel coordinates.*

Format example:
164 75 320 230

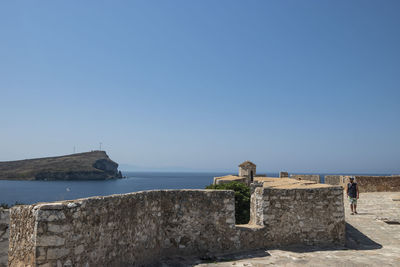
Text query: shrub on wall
0 202 24 209
206 181 250 224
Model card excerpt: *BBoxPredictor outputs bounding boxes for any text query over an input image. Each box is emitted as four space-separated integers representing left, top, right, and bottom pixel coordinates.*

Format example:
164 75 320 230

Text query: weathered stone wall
8 186 346 266
214 176 250 185
160 191 236 256
0 209 9 267
290 174 321 183
8 205 36 267
239 165 256 178
252 186 345 247
9 190 237 267
353 176 400 192
249 183 264 226
324 175 343 185
279 171 288 178
324 175 400 192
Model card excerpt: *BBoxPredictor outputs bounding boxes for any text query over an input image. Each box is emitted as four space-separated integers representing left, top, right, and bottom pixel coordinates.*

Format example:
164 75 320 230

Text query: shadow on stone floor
345 222 382 250
280 222 382 253
160 223 382 266
159 249 270 267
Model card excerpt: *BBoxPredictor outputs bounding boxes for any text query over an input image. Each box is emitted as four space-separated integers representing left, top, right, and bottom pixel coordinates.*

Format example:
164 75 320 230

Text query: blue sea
0 172 230 205
0 172 388 206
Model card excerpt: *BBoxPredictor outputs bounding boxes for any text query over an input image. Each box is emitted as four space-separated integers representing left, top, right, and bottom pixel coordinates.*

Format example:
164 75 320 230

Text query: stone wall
324 175 343 185
9 190 237 267
239 165 256 178
251 186 345 247
214 176 250 185
0 209 9 267
290 174 321 183
279 171 288 178
8 186 345 266
8 205 36 267
324 175 400 192
353 176 400 192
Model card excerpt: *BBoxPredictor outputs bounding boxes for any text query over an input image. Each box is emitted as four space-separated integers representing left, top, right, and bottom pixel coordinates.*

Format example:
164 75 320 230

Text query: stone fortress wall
279 171 289 178
8 190 237 267
289 174 321 183
324 175 343 186
7 181 346 267
324 175 400 192
213 175 251 185
250 182 345 246
0 209 8 267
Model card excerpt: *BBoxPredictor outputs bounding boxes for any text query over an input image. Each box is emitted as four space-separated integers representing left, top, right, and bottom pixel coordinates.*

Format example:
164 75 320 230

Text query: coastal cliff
0 151 123 180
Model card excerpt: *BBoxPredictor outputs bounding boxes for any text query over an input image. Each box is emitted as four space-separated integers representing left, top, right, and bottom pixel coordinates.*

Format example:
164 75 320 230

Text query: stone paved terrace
255 177 326 188
163 192 400 267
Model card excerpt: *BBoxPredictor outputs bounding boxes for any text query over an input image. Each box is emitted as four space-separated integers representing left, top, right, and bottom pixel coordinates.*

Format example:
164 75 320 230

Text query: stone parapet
8 205 36 267
0 209 9 267
324 175 400 192
9 190 237 267
354 176 400 192
8 184 346 266
213 175 250 185
324 175 343 185
290 174 321 183
279 171 289 178
251 185 345 247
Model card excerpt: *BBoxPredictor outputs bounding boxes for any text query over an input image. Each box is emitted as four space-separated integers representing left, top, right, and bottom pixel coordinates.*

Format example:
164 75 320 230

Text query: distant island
0 151 123 180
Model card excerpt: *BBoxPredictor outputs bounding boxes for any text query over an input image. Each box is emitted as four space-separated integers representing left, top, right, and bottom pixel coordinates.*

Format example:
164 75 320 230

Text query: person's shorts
349 197 357 204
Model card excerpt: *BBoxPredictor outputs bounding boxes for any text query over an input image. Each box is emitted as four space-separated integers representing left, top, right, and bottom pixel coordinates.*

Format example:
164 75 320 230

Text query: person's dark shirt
347 182 358 198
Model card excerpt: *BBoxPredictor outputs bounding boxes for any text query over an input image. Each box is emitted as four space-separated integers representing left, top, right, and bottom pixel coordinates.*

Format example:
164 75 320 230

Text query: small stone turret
279 171 289 178
239 161 256 182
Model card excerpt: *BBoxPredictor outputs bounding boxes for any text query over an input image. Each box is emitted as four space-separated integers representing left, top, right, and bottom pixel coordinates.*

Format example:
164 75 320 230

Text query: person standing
346 176 359 215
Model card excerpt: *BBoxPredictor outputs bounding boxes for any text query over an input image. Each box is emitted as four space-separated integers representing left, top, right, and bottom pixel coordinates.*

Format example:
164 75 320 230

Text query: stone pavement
169 192 400 267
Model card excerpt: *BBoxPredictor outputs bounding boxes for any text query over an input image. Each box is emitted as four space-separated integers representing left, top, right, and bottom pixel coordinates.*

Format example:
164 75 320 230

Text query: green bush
0 203 9 209
0 201 25 209
206 181 250 224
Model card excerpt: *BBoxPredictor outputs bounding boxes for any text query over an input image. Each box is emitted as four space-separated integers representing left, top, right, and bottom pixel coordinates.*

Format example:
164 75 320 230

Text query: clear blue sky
1 1 399 173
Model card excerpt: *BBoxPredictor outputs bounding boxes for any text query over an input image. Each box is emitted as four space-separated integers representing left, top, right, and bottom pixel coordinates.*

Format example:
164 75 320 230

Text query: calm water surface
0 172 388 205
0 172 230 205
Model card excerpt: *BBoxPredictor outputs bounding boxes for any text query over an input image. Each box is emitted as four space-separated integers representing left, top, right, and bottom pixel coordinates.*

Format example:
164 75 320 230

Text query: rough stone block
37 210 66 222
46 248 70 260
36 235 66 247
47 224 71 233
74 245 85 255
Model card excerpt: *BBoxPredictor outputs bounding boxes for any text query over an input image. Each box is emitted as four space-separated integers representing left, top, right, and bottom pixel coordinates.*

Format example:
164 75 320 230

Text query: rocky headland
0 151 122 180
